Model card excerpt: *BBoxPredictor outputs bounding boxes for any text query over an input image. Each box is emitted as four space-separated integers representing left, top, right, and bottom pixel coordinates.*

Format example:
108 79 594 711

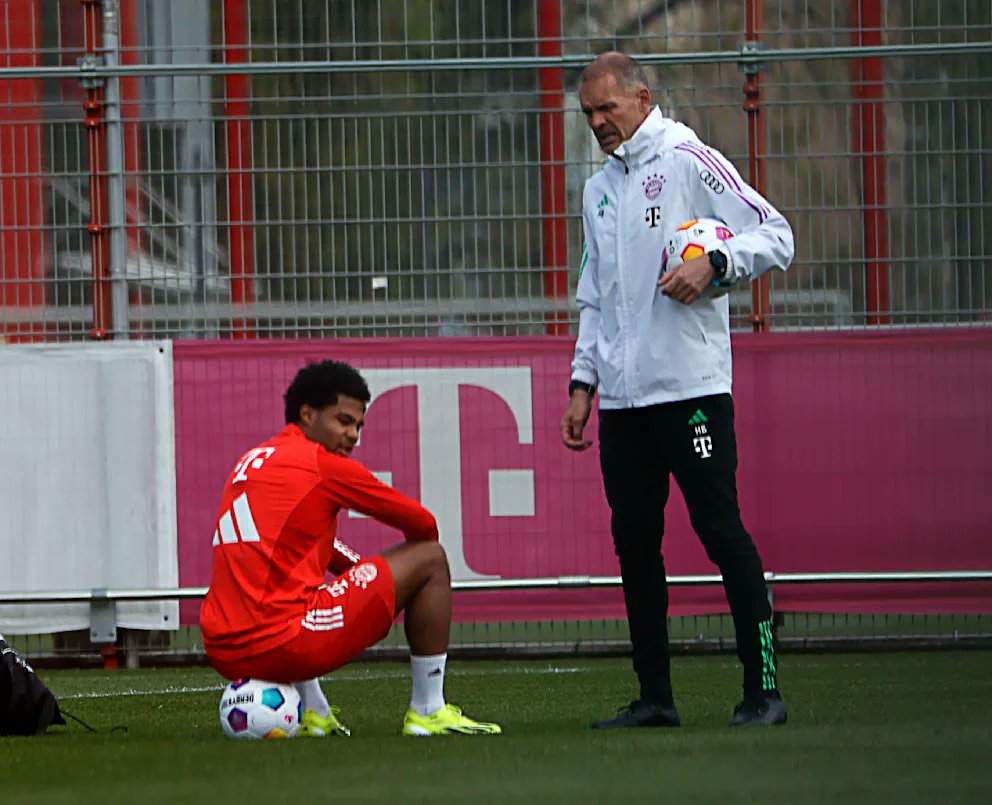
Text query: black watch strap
708 249 729 280
568 379 596 398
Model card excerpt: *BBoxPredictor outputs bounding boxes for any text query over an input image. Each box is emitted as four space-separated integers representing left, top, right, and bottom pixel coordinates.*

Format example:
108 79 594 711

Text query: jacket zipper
613 153 634 405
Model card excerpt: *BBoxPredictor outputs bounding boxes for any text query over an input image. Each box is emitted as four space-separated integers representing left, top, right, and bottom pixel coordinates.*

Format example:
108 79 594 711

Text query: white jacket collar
613 107 696 167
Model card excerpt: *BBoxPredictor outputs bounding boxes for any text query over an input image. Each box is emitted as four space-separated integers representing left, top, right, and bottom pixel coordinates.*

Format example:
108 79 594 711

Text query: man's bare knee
383 541 450 611
422 541 449 577
384 540 447 574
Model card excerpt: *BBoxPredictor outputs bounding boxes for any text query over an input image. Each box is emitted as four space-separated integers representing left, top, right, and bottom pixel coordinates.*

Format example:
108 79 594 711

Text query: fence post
538 0 569 335
223 0 256 339
102 0 130 338
89 588 119 669
764 571 776 636
850 0 890 325
80 0 112 339
742 0 770 333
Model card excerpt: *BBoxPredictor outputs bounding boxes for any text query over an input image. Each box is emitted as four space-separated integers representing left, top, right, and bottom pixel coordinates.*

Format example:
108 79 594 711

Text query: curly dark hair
283 360 371 424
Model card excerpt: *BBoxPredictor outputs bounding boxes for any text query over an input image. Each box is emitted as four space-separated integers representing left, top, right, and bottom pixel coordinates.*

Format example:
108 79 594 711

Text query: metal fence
2 0 990 341
5 571 991 668
12 611 992 669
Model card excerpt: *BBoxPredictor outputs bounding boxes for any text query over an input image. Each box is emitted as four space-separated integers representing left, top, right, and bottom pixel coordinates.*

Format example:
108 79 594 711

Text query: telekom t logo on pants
356 368 534 581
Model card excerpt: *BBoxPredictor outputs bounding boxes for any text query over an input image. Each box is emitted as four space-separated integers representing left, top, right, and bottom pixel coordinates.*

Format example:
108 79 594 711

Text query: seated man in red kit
200 360 501 737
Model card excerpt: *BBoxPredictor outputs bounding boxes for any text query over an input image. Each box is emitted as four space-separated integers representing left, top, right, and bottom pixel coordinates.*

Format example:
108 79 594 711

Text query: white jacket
571 107 794 409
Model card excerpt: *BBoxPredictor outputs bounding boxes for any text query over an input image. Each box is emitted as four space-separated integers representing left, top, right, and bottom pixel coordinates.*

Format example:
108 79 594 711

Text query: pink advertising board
173 330 992 625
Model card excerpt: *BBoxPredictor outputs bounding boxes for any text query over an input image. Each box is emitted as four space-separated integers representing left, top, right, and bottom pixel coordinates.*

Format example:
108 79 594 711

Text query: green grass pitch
2 651 990 804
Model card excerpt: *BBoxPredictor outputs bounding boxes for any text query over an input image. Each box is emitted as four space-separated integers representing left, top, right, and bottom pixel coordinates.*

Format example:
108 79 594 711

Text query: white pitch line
59 664 587 700
63 684 224 700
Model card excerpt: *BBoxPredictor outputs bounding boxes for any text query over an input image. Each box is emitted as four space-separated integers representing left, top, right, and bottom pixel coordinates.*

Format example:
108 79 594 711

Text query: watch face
709 250 728 276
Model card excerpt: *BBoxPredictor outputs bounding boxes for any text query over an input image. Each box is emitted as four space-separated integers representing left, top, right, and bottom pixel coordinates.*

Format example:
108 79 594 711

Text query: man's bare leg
381 542 500 734
382 540 451 655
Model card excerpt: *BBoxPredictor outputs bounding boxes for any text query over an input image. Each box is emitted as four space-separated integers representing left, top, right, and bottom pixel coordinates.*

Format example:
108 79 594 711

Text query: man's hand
560 391 594 451
657 253 715 305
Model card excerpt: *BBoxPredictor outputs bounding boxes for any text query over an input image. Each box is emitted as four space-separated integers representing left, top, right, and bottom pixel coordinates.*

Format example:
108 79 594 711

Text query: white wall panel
0 342 178 633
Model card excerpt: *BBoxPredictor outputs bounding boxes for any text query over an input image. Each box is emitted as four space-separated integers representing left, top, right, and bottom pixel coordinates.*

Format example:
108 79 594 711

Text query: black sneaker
590 700 681 729
729 693 788 727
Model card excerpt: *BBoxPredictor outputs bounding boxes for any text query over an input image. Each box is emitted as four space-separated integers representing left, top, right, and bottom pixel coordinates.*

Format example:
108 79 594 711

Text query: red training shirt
200 423 438 660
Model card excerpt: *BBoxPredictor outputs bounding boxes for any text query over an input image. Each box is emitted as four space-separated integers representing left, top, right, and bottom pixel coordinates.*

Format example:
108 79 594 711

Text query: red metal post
81 0 112 339
223 0 255 339
115 0 145 334
850 0 890 325
0 0 47 342
538 0 569 335
743 0 770 332
118 0 143 256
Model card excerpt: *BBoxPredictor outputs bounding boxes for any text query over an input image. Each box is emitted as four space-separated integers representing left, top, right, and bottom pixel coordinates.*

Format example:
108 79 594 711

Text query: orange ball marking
680 244 705 262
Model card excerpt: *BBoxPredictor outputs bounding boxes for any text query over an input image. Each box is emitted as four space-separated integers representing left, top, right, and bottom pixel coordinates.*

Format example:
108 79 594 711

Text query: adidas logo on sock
428 668 443 677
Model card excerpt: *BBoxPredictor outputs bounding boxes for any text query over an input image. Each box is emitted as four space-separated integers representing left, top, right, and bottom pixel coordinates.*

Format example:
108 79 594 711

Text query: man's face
579 73 651 154
298 394 366 458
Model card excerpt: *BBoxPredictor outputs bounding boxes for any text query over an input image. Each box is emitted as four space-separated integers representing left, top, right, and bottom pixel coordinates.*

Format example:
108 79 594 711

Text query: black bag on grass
0 635 65 736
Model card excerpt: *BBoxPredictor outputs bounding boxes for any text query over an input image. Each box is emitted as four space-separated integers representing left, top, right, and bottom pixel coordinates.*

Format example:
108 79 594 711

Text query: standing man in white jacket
560 52 794 728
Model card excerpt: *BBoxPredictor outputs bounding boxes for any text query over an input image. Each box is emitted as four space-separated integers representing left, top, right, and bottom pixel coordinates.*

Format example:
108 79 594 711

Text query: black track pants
598 394 777 701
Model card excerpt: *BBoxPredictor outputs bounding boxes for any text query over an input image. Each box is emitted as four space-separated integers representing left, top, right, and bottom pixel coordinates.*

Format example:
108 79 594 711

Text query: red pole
223 0 255 338
743 0 770 333
0 0 47 342
850 0 890 325
538 0 568 335
117 0 146 334
81 0 112 339
118 0 143 255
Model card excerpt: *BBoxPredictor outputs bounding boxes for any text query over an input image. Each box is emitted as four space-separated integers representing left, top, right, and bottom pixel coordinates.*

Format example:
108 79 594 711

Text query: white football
219 678 302 739
661 217 737 298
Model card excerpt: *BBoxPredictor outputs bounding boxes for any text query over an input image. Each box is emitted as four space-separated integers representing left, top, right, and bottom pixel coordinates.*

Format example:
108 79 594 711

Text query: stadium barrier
171 333 992 622
2 570 990 668
4 332 992 654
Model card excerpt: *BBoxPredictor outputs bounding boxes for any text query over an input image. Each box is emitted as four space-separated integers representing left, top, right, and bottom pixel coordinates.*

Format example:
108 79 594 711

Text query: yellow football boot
300 706 351 737
402 704 502 736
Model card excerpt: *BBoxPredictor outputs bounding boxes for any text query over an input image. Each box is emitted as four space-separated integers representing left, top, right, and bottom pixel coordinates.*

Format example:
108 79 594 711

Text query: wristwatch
707 249 729 281
568 379 596 399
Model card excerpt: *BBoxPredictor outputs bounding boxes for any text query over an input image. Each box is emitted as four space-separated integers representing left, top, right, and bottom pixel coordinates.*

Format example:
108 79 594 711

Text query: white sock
294 678 329 718
410 653 447 716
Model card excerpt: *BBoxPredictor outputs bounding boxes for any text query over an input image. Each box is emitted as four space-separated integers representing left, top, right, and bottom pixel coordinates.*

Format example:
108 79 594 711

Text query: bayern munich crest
348 562 379 589
642 173 665 200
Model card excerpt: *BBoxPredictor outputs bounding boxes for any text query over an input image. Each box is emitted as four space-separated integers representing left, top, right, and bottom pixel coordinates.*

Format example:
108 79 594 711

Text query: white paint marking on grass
62 684 225 700
59 664 588 700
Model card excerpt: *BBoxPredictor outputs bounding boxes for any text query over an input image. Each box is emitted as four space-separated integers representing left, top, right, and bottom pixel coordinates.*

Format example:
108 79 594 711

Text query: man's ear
298 404 317 428
638 86 651 113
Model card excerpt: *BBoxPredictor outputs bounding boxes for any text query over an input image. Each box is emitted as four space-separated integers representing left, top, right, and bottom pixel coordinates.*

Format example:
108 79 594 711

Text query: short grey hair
578 51 649 92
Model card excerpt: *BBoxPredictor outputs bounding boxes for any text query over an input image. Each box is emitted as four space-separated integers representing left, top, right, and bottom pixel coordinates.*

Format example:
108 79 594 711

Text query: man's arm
318 453 439 541
673 142 795 282
571 202 601 388
562 200 600 451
